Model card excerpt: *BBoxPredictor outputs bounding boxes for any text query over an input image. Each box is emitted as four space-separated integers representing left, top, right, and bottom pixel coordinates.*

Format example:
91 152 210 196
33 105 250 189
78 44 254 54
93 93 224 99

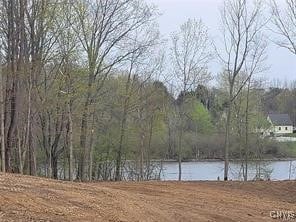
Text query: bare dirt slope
0 173 295 222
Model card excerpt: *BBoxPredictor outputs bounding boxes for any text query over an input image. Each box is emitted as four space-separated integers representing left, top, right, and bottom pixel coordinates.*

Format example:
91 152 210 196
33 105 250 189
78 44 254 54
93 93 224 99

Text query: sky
146 0 296 85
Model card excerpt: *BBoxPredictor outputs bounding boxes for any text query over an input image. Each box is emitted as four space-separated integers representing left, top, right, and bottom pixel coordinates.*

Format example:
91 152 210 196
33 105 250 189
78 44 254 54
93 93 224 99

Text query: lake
161 160 296 181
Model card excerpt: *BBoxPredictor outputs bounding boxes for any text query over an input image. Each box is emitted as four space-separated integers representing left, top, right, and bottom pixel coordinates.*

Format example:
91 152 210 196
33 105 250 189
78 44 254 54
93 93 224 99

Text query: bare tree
217 0 267 180
115 30 162 181
71 0 158 181
271 0 296 55
170 19 211 181
57 0 80 181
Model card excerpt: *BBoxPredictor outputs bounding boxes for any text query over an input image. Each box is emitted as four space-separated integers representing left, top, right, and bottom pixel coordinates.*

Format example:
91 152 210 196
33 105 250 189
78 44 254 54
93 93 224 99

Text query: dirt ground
0 173 295 222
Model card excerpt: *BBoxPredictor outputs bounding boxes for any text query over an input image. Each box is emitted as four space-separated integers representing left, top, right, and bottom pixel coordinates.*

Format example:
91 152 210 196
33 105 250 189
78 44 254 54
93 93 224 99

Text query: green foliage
251 112 271 131
191 101 214 134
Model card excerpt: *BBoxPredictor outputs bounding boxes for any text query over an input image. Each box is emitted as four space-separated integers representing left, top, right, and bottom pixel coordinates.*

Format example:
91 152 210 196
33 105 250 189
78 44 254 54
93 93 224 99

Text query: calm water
161 160 296 181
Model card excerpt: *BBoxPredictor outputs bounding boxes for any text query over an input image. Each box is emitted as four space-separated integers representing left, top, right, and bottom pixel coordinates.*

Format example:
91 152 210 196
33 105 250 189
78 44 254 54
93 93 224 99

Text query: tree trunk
0 56 5 173
67 100 73 181
244 80 251 181
26 76 33 175
79 105 88 181
138 99 145 181
79 77 93 181
52 155 58 179
140 130 145 181
47 116 52 178
115 67 133 181
115 107 127 181
88 113 95 181
224 85 234 181
29 128 36 176
5 0 17 173
178 125 182 181
6 78 17 172
146 116 153 180
17 126 23 174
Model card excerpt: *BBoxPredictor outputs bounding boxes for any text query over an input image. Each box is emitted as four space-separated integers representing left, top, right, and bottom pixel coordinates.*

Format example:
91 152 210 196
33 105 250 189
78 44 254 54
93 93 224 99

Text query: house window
279 127 281 131
285 127 288 130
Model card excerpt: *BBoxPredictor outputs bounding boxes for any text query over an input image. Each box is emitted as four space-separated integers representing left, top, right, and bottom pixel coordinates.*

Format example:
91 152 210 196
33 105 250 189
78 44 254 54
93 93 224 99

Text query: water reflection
161 161 296 181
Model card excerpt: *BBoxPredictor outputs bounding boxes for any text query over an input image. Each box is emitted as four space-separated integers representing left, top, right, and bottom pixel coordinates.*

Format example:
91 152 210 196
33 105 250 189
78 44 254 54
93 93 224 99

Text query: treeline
0 0 164 181
0 0 295 181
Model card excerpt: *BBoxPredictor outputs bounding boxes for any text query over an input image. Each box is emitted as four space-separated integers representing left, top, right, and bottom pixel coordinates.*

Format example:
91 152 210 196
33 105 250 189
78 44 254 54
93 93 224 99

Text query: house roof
268 114 293 126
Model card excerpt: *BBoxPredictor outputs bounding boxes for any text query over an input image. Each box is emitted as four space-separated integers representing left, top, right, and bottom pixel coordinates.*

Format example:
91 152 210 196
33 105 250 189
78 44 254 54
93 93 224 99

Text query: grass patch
278 142 296 157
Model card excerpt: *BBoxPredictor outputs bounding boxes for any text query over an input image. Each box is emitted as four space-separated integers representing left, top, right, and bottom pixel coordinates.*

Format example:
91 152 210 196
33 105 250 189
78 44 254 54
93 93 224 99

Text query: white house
267 114 293 136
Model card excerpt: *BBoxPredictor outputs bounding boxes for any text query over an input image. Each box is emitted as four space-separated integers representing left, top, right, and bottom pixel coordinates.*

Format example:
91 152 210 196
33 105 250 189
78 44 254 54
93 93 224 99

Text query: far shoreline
152 158 296 163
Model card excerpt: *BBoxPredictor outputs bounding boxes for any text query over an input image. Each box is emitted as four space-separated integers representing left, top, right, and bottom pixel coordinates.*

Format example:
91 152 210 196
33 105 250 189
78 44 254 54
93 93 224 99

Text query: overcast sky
146 0 296 85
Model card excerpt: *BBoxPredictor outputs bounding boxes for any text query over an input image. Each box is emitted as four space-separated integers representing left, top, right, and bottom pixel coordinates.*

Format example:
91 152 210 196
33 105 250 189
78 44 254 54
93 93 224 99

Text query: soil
0 173 295 221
